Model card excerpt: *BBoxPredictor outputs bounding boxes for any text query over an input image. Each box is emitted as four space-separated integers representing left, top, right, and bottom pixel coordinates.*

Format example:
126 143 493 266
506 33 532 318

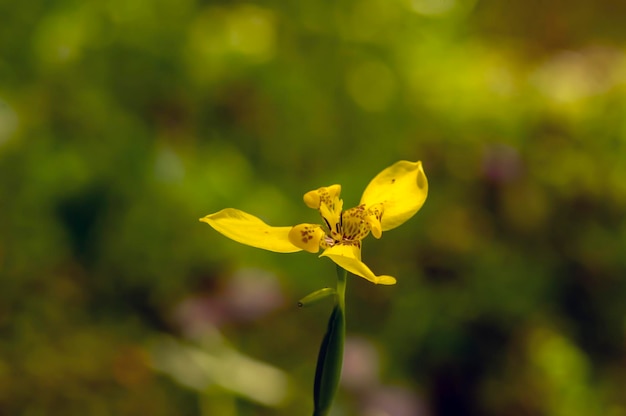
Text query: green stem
312 266 347 416
336 264 347 310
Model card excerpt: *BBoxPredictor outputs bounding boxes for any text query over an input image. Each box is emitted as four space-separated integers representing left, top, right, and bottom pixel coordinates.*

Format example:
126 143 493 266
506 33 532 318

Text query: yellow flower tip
303 184 342 209
360 160 428 232
374 275 397 285
416 161 427 190
321 244 396 285
288 223 325 253
369 222 382 239
325 184 342 198
303 190 321 209
366 203 384 239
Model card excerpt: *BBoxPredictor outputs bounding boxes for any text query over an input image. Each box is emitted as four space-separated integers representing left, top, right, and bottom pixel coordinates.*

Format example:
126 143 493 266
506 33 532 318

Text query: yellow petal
366 203 384 239
200 208 302 253
320 244 396 285
288 223 325 253
303 184 342 209
360 160 428 231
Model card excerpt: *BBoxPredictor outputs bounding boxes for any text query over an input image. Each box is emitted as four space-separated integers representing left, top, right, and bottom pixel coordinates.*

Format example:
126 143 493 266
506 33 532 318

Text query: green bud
313 303 345 416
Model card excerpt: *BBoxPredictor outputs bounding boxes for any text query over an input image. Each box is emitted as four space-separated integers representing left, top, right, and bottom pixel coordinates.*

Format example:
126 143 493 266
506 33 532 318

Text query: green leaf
298 288 336 307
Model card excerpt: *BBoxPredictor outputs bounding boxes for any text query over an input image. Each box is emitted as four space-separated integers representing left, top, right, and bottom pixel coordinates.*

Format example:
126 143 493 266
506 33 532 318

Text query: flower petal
288 223 326 253
320 244 396 285
365 203 384 239
360 160 428 231
200 208 302 253
303 185 342 209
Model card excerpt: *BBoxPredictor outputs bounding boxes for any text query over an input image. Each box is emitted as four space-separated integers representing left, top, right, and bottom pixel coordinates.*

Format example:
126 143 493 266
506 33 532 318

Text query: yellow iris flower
200 160 428 285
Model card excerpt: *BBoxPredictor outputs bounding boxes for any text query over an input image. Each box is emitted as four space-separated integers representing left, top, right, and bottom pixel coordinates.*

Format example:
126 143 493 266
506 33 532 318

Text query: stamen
307 185 377 248
323 217 331 231
335 204 371 242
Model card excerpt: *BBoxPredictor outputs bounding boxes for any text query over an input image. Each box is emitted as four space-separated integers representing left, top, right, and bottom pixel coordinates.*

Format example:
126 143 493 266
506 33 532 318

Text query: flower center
319 200 382 249
293 185 385 253
333 205 370 241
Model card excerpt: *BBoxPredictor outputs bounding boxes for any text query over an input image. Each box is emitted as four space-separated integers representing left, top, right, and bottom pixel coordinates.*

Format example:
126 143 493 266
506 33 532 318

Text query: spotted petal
320 244 396 285
288 223 326 253
360 160 428 231
200 208 302 253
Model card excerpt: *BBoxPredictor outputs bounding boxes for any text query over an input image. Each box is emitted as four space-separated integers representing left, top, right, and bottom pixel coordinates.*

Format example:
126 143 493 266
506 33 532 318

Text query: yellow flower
200 160 428 285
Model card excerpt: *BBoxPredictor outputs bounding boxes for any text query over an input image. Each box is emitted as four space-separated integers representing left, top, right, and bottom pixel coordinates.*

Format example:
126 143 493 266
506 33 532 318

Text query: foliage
1 0 626 414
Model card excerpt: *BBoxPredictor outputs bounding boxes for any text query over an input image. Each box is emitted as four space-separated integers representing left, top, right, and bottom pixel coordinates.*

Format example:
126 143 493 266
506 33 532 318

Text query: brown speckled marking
308 186 383 251
300 226 315 243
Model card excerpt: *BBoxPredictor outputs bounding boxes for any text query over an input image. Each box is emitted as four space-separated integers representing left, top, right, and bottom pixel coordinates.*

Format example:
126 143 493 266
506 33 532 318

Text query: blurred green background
2 0 626 415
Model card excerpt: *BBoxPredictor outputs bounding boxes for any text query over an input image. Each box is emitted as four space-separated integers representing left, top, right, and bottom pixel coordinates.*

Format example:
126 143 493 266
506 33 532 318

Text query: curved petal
200 208 302 253
360 160 428 231
288 223 325 253
320 244 396 285
365 203 384 239
303 185 342 209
